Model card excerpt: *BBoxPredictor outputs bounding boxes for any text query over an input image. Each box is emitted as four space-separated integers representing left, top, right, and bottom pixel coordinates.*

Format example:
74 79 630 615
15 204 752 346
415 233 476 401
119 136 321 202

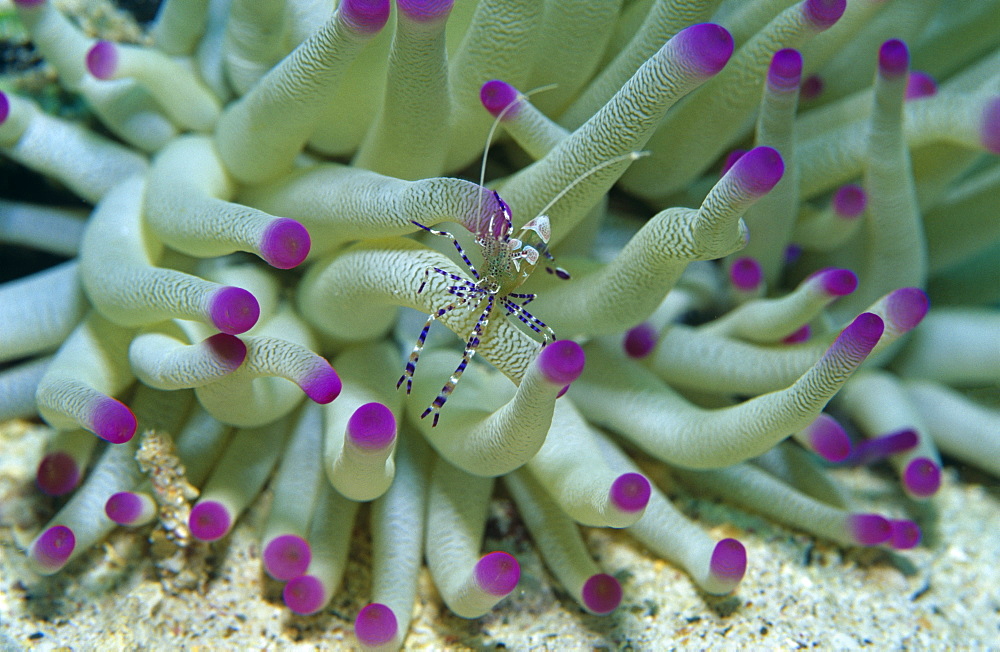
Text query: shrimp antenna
532 151 651 222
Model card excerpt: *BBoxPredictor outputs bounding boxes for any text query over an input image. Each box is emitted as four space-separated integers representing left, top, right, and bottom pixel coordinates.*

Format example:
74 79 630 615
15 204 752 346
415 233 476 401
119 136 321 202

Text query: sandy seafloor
1 418 998 651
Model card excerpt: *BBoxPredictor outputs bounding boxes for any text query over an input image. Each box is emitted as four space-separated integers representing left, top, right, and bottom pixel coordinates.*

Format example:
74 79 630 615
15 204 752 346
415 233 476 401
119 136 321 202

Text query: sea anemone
1 0 998 647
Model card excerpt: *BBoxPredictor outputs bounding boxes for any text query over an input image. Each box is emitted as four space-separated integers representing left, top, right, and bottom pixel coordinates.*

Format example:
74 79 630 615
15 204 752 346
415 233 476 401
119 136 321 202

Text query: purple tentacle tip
981 96 1000 154
36 452 80 496
801 74 823 100
677 23 734 77
889 519 921 550
397 0 453 21
474 551 520 596
833 312 884 361
731 146 784 196
85 40 118 80
264 534 312 580
885 287 929 332
284 575 326 615
905 71 937 100
105 491 143 524
720 149 747 175
816 268 858 297
848 428 918 466
878 39 909 78
480 80 521 119
581 573 622 615
538 340 585 385
32 525 75 572
189 500 232 542
768 49 803 92
0 92 9 125
832 184 867 218
709 538 747 586
355 603 398 647
903 457 941 498
730 257 763 292
13 0 47 6
204 333 248 371
807 414 851 462
623 322 658 359
301 360 342 404
91 397 137 444
803 0 846 30
341 0 391 34
847 513 891 546
209 286 260 335
782 324 811 344
347 402 397 450
610 472 651 513
556 384 570 399
261 218 310 269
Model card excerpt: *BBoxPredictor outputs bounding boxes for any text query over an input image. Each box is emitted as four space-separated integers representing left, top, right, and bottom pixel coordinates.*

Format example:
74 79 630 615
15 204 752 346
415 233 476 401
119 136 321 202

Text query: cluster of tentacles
1 0 998 648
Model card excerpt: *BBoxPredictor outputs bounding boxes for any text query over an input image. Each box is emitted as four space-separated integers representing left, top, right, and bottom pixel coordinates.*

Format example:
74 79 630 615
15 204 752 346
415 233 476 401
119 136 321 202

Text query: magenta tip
804 0 846 30
768 49 803 92
889 519 921 550
105 492 144 525
347 402 397 450
85 40 118 80
980 96 1000 154
261 218 310 269
556 384 570 399
834 312 884 359
204 333 248 372
848 428 918 466
189 500 232 542
807 414 851 462
13 0 47 6
355 603 398 647
905 71 937 100
730 257 763 292
209 286 260 335
709 538 747 586
31 525 75 572
538 340 585 385
677 23 734 77
731 146 784 195
610 472 651 513
903 457 941 498
92 397 137 444
801 74 824 100
397 0 453 21
720 149 747 175
847 513 892 546
885 287 929 332
623 322 658 359
263 534 311 580
284 574 326 615
782 324 811 344
300 360 342 404
0 92 9 125
474 551 520 596
581 573 622 615
480 80 520 119
816 268 858 296
832 184 867 218
340 0 391 34
36 452 80 496
878 39 909 78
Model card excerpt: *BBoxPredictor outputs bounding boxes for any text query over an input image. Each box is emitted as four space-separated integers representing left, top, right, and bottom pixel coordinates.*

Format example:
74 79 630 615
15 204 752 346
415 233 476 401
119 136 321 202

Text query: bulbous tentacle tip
847 513 892 546
730 257 763 291
677 23 734 77
878 39 910 79
0 92 9 124
813 267 858 297
581 574 622 615
341 0 392 34
104 491 149 525
261 218 310 269
889 519 922 550
720 149 747 175
209 286 260 335
610 472 651 513
474 551 520 596
283 575 326 615
189 500 232 542
480 80 520 119
801 74 824 100
347 402 396 450
839 312 884 354
355 603 398 647
807 414 852 462
397 0 453 22
31 525 75 573
768 49 803 92
832 184 867 218
709 538 747 586
804 0 847 30
885 287 929 332
903 457 941 498
263 534 312 581
92 397 137 444
301 361 342 404
204 333 248 372
782 323 812 344
623 322 658 359
980 96 1000 154
730 146 785 196
36 452 80 496
905 71 937 100
85 40 118 80
538 340 585 385
12 0 46 9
